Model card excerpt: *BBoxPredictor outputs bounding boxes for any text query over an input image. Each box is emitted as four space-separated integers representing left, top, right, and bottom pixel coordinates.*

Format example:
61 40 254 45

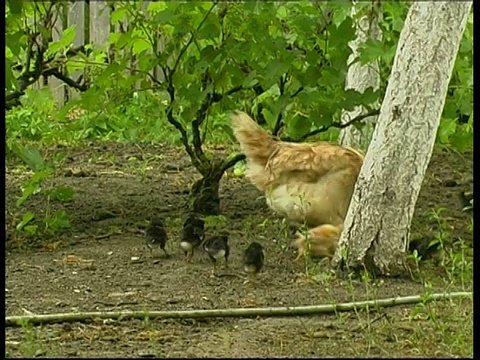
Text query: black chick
203 235 230 276
459 190 473 211
180 215 205 262
408 237 444 265
145 218 169 258
243 241 265 284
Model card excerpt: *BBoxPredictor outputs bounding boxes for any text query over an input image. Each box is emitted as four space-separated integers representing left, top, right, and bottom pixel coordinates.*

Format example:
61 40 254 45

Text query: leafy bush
5 1 472 238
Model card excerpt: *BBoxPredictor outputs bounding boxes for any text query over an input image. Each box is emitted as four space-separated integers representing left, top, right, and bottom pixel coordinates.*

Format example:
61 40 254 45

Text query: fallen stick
5 291 472 327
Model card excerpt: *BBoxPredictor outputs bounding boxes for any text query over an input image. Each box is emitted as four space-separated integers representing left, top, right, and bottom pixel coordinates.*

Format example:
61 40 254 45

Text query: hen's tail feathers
231 111 277 168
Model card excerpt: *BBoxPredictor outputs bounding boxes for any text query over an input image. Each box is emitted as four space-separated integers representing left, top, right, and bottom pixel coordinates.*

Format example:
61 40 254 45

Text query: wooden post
49 6 66 108
67 1 85 101
89 1 110 47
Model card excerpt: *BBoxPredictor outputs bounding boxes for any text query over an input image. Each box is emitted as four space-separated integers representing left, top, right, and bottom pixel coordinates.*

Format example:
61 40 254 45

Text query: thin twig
5 292 471 327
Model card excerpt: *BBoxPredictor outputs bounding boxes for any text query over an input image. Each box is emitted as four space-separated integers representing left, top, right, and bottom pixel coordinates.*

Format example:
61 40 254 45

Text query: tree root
5 291 471 327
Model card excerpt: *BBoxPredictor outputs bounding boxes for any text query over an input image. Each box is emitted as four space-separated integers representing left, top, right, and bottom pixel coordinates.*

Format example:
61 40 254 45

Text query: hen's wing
265 141 364 185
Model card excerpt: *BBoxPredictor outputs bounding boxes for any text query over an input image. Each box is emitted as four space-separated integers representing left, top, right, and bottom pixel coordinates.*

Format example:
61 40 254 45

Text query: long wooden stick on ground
5 291 472 327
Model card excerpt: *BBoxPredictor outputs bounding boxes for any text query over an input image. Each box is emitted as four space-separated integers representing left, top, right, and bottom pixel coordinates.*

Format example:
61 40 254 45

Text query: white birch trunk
338 1 382 150
331 1 472 276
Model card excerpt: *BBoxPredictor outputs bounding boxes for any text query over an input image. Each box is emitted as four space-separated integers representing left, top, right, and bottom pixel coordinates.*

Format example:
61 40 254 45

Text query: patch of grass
14 320 50 358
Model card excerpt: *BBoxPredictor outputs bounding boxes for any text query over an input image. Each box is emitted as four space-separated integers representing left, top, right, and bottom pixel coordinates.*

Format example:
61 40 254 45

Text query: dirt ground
5 143 474 358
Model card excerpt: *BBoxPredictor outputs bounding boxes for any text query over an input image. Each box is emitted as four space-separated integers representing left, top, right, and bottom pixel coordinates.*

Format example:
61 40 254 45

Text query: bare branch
5 292 471 327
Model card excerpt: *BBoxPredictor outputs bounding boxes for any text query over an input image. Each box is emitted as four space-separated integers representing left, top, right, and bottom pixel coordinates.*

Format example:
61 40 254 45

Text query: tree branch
221 154 246 173
161 1 219 175
44 68 88 92
191 84 245 171
191 95 213 166
170 1 218 79
282 110 380 142
5 292 471 327
165 108 205 173
272 75 288 136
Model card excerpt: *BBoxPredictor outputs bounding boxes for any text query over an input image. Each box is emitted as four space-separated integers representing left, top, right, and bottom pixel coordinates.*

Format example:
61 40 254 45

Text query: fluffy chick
459 190 473 211
145 218 169 257
243 241 265 283
292 224 342 263
180 215 205 262
203 235 230 276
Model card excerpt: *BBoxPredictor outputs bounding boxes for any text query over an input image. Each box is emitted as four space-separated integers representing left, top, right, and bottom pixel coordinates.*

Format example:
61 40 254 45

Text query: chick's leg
162 248 171 258
185 250 193 262
243 272 258 285
210 262 217 277
146 244 153 257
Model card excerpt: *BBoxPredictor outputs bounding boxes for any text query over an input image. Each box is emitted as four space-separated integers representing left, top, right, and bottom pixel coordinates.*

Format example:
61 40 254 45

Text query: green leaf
66 58 87 74
437 118 457 144
24 225 38 235
11 143 45 172
330 16 355 48
261 108 277 129
449 124 473 152
360 87 381 106
17 182 40 207
48 25 76 55
9 0 23 15
116 32 132 49
132 37 151 55
49 210 71 229
358 39 386 64
197 23 221 40
147 1 167 14
16 211 35 231
110 7 128 24
49 186 75 202
341 89 362 112
242 71 258 88
154 10 174 24
5 58 17 91
331 3 352 26
268 61 290 79
289 112 312 137
6 31 23 59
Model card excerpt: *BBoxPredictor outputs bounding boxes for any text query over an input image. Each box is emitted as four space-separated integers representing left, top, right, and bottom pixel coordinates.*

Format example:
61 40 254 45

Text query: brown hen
231 111 364 260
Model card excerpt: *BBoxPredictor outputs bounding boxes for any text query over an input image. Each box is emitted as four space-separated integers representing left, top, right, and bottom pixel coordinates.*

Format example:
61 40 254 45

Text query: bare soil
5 143 474 358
